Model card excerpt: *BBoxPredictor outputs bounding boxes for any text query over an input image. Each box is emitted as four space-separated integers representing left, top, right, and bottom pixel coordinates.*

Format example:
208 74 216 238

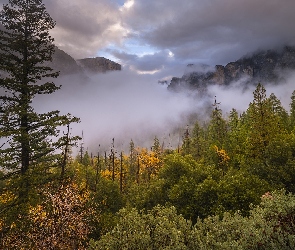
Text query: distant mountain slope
169 46 295 90
49 47 121 75
77 57 121 73
50 46 83 75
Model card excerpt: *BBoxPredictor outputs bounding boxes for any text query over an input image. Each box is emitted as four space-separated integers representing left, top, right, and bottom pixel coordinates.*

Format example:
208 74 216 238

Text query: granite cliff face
77 57 121 73
169 46 295 90
49 47 121 75
49 47 83 75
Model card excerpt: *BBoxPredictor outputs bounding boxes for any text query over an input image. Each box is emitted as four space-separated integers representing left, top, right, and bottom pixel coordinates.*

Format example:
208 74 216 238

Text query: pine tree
181 125 191 155
269 93 288 131
227 108 243 168
208 97 227 148
190 121 205 161
244 83 284 179
289 90 295 131
152 136 161 156
0 0 79 200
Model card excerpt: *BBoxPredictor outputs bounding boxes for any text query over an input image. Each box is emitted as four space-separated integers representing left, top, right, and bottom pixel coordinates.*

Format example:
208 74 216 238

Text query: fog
207 70 295 115
34 70 199 153
32 68 295 155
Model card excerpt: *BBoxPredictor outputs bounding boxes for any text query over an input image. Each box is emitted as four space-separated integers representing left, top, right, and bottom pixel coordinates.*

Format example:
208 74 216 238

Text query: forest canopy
1 0 295 249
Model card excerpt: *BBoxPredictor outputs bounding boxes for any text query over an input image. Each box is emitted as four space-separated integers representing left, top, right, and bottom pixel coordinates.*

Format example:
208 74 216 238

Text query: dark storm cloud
123 0 295 65
42 0 123 59
0 0 124 59
1 0 295 70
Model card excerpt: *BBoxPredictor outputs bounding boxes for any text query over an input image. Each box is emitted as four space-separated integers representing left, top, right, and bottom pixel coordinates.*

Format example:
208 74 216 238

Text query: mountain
168 46 295 91
77 57 121 73
49 46 121 75
50 46 83 75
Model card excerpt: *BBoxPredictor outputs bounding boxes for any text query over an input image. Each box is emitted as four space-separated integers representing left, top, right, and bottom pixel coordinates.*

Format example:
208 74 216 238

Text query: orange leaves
0 190 15 204
137 148 161 180
213 145 230 171
101 169 113 180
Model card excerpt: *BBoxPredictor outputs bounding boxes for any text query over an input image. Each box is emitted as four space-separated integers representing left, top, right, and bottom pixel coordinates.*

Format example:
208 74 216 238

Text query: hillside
49 46 122 75
168 45 295 91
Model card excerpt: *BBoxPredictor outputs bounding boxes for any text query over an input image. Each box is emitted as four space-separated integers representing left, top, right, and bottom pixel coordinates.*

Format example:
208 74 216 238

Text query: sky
2 0 295 78
45 0 295 78
1 0 295 152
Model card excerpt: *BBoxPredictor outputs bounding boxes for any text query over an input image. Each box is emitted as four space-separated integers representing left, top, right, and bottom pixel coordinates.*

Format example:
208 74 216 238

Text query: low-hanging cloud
33 70 202 153
11 68 295 156
204 71 295 117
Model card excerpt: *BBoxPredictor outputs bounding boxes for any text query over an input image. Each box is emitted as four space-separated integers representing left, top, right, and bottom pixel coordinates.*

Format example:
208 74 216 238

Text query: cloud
42 0 127 59
122 0 295 65
111 50 179 74
0 0 125 59
33 69 200 153
204 71 295 117
2 0 295 155
1 0 295 72
34 69 294 154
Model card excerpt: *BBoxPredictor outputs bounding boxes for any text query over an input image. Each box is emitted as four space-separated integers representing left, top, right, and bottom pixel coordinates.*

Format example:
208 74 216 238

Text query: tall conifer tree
0 0 79 199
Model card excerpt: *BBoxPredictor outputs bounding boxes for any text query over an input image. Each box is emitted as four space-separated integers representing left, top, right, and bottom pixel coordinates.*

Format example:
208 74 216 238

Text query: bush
191 189 295 249
89 206 192 250
90 190 295 250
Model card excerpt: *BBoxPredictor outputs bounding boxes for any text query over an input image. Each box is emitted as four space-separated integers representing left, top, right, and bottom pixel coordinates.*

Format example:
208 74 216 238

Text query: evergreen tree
208 97 227 148
269 93 289 131
190 120 206 161
0 0 79 200
151 136 161 156
244 84 285 179
127 139 137 183
181 125 191 155
227 108 244 168
289 90 295 131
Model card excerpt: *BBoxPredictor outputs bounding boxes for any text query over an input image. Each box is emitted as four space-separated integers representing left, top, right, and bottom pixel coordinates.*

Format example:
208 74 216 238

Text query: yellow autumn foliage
101 169 113 180
137 148 162 180
0 191 16 204
213 145 230 168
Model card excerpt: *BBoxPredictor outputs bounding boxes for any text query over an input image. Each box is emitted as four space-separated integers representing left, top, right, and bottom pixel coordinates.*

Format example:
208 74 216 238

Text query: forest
1 0 295 249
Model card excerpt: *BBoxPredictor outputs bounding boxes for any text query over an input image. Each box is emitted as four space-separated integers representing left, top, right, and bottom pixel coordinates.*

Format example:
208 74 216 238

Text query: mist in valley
32 67 295 156
34 69 199 154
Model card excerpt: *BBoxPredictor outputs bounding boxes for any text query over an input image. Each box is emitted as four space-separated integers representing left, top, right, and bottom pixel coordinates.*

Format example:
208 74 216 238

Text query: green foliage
91 190 295 249
92 177 124 214
89 205 192 250
152 136 161 156
191 189 295 249
0 0 80 205
159 154 222 221
168 175 219 222
90 175 124 239
159 154 194 186
208 104 227 149
125 179 166 211
190 121 207 161
216 169 270 216
290 90 295 131
1 8 295 246
244 84 284 174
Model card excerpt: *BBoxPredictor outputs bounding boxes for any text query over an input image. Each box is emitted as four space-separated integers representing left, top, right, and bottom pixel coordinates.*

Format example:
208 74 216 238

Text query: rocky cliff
77 57 121 73
49 47 121 75
169 46 295 90
50 46 83 75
